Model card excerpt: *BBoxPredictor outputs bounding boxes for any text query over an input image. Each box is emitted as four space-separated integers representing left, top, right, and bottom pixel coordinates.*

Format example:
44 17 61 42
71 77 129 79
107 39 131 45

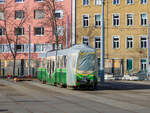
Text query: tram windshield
78 53 95 71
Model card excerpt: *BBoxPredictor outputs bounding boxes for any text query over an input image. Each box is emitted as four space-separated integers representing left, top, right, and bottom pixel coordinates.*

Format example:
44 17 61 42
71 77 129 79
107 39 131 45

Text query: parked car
132 71 148 80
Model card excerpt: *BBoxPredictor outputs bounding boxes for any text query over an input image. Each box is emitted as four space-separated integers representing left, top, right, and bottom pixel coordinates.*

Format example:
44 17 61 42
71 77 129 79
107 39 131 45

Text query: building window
126 36 133 49
0 0 5 3
113 14 119 26
140 59 146 71
4 44 10 52
35 0 44 2
112 0 119 5
55 26 64 36
55 0 63 2
82 15 89 27
34 44 45 52
140 36 147 48
34 10 44 19
83 0 89 6
127 59 133 71
15 10 24 19
94 0 101 5
0 27 5 36
0 44 4 53
15 0 24 3
95 36 101 48
82 36 89 45
94 14 101 27
140 0 147 4
34 27 44 36
113 36 120 49
55 10 63 19
16 45 24 52
0 11 4 20
126 0 133 4
53 43 62 50
14 27 24 36
126 14 133 26
140 13 147 26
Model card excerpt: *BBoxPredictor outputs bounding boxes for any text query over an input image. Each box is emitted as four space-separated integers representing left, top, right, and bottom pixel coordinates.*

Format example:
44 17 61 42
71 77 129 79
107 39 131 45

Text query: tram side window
49 60 51 75
57 56 59 68
63 56 67 68
52 61 55 73
47 60 49 69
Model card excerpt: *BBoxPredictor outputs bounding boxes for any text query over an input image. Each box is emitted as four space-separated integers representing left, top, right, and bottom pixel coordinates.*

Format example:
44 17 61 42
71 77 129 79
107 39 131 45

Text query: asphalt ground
0 79 150 113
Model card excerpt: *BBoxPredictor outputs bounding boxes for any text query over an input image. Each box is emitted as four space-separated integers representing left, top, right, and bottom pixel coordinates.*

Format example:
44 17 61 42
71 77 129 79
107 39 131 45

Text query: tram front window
78 54 95 72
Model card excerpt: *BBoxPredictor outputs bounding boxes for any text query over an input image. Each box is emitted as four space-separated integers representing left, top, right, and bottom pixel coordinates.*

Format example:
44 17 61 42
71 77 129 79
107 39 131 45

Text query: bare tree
39 0 66 67
0 0 30 76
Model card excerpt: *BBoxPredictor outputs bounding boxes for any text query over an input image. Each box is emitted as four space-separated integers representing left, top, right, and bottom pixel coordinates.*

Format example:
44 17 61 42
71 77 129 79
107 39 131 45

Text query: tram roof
38 44 96 58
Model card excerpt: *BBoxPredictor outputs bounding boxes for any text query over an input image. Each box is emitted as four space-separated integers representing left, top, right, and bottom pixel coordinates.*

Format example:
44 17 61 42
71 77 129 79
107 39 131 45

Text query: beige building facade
76 0 150 76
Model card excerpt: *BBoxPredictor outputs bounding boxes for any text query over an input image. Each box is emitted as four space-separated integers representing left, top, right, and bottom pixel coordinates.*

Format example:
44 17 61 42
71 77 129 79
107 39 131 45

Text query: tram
37 44 98 89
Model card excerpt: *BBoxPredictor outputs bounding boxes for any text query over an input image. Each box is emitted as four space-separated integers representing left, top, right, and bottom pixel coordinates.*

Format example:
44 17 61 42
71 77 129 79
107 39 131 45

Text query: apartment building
0 0 72 76
76 0 150 76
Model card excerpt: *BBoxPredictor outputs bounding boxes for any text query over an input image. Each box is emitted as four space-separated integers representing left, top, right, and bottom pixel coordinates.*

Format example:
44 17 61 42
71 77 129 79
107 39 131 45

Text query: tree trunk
13 56 16 77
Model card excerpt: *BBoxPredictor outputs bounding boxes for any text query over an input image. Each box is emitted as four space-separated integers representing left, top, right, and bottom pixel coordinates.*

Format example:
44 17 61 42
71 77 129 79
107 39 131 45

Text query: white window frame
3 44 11 53
140 58 147 71
55 26 64 36
35 0 44 2
126 13 133 26
140 13 147 26
82 0 90 6
34 44 45 53
16 44 24 53
34 10 44 19
34 27 44 36
15 0 24 3
0 11 4 20
126 0 134 5
140 0 147 4
94 14 101 27
0 27 5 36
140 35 147 49
126 36 133 49
0 0 5 4
94 0 102 5
14 27 24 36
112 0 120 5
112 13 120 26
82 36 89 45
112 35 120 49
15 10 24 20
94 36 101 49
55 10 63 19
55 0 63 2
53 43 62 50
0 44 4 53
82 14 89 27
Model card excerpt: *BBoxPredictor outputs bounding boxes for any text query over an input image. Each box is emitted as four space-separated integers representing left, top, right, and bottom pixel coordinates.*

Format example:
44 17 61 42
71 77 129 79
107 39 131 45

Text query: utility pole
100 0 105 83
70 0 73 46
147 21 149 78
28 25 31 76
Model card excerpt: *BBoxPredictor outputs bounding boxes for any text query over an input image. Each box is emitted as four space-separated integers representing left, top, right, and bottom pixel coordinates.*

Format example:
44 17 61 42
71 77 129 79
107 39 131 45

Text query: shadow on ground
77 81 150 91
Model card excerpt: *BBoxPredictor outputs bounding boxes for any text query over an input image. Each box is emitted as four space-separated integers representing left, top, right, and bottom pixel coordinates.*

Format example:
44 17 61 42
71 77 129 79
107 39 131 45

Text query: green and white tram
37 44 98 89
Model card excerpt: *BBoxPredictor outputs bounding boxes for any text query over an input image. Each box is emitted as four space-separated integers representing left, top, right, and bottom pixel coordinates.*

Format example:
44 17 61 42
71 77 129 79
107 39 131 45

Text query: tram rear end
75 52 98 88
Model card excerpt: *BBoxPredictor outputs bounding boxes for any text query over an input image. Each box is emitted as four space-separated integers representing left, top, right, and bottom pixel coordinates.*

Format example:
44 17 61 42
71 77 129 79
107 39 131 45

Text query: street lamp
147 21 150 79
100 0 105 83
